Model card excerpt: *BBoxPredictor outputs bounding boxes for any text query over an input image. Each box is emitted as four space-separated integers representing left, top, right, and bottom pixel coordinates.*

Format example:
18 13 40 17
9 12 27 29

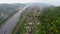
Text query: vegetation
12 7 41 34
38 6 60 34
0 3 26 25
12 6 60 34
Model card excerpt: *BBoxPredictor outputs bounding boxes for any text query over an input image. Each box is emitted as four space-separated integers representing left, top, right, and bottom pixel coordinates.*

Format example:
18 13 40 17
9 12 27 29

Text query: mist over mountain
0 3 26 14
0 3 26 8
28 3 52 7
0 3 53 14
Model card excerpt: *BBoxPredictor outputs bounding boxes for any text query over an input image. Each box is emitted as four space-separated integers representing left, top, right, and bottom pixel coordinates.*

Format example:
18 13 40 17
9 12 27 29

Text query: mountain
0 3 26 14
27 3 52 7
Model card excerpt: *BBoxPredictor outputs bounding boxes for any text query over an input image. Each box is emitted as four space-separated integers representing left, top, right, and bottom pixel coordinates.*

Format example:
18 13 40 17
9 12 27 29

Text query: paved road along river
0 5 29 34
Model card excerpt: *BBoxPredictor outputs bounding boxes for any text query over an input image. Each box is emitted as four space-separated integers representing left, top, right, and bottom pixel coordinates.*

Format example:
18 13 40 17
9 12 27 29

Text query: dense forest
37 6 60 34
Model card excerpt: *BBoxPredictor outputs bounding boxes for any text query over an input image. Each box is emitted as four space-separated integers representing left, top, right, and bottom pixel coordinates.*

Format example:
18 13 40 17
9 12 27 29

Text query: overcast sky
0 0 60 6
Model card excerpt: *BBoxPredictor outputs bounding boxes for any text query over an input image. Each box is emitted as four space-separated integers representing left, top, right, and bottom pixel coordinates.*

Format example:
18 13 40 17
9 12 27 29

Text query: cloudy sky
0 0 60 6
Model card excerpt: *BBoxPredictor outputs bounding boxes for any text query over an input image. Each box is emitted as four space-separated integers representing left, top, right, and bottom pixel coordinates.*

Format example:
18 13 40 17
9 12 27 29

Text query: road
0 5 29 34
